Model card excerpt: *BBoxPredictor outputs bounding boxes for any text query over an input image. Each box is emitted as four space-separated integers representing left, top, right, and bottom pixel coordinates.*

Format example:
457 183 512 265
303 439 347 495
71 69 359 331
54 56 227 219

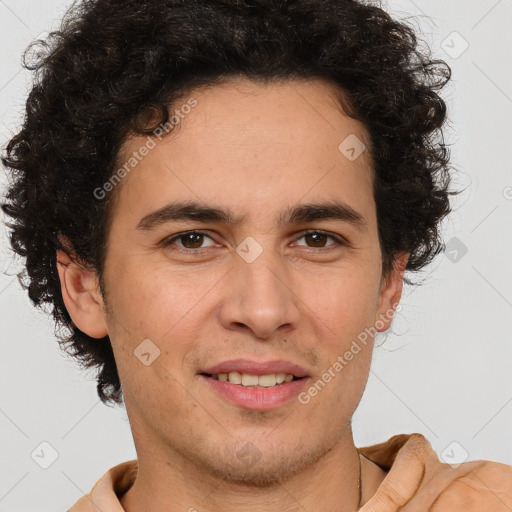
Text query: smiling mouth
201 372 304 388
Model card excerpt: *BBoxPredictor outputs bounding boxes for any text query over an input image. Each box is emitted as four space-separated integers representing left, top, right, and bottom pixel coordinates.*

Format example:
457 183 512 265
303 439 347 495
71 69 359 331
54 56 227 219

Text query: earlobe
56 248 108 339
375 252 409 333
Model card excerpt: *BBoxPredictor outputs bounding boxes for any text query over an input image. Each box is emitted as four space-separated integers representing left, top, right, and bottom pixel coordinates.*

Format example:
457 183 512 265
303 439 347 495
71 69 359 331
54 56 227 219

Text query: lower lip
199 375 310 410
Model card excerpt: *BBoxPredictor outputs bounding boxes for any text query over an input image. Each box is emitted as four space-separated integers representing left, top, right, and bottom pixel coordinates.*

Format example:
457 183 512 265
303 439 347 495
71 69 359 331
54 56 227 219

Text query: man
2 0 511 510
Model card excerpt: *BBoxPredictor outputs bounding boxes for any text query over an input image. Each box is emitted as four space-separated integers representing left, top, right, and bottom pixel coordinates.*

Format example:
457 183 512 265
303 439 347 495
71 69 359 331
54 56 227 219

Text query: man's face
99 77 405 485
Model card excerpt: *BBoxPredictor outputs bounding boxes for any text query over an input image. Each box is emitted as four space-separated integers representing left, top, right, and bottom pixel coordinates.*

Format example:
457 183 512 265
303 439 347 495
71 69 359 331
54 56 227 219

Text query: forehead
112 77 375 229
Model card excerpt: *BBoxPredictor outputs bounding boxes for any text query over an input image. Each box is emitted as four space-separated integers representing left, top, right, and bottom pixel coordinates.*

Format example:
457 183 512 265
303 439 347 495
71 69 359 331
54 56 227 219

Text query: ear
374 252 409 332
56 245 108 339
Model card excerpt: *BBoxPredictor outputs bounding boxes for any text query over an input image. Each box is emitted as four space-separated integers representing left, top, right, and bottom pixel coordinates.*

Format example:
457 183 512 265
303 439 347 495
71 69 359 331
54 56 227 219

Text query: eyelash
162 230 347 255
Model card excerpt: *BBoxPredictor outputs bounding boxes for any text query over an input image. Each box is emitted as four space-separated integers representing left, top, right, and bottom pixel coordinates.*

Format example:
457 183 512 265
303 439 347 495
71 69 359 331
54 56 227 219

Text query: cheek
109 261 217 337
304 269 380 339
301 270 378 394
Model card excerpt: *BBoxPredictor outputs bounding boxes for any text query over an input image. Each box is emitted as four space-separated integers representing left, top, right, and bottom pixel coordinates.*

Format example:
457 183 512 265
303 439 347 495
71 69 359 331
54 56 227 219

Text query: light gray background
1 0 511 510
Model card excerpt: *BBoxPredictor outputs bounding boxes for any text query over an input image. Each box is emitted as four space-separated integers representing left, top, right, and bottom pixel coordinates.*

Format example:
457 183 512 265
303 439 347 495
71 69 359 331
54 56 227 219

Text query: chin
195 438 329 488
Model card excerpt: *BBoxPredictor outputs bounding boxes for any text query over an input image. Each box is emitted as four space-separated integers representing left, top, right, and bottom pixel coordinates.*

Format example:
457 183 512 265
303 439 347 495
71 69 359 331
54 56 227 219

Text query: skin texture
57 77 408 512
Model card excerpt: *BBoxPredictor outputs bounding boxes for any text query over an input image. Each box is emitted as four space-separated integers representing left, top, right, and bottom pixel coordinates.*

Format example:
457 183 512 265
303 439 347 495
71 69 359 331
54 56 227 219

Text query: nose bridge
237 236 288 305
220 235 300 338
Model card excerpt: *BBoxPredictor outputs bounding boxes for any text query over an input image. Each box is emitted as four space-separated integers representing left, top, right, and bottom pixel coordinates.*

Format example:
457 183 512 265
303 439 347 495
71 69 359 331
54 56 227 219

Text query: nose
218 246 301 340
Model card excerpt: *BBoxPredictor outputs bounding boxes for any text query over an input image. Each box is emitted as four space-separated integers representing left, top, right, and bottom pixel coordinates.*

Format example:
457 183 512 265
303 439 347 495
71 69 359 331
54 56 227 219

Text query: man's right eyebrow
136 201 244 230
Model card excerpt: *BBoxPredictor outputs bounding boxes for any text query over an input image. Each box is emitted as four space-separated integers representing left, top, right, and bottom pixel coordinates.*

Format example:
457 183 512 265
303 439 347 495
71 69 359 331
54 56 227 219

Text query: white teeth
241 373 259 386
228 371 242 385
258 374 278 387
211 371 297 387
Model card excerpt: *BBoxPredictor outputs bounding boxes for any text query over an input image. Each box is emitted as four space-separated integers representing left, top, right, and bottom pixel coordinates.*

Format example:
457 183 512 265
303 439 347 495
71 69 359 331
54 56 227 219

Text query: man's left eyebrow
136 200 367 231
280 201 367 229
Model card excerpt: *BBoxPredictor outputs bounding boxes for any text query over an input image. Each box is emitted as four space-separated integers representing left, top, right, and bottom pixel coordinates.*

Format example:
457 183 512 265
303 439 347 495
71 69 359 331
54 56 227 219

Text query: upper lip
200 358 309 378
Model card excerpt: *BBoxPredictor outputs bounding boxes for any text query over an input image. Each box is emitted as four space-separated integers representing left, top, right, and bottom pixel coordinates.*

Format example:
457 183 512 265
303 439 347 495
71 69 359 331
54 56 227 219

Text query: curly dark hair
1 0 457 406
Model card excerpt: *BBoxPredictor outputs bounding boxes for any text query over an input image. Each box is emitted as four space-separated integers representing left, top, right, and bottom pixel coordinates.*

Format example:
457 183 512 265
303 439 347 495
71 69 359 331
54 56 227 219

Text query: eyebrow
136 200 367 231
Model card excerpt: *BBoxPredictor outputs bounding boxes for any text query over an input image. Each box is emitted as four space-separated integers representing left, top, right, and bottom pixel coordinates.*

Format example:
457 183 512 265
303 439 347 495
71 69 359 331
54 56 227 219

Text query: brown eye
304 232 329 247
294 230 344 249
164 231 216 252
179 232 205 249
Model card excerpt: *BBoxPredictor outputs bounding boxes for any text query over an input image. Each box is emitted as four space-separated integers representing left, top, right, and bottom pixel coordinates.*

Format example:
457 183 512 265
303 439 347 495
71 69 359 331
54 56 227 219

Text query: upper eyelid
165 229 347 248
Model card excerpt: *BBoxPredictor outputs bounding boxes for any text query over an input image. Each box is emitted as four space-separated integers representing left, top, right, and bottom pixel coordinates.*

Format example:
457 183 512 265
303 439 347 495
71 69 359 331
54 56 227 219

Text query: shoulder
67 460 138 511
431 459 512 511
358 433 512 511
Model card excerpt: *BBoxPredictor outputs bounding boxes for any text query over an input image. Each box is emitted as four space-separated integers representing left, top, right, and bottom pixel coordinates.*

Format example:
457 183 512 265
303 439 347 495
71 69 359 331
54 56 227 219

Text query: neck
120 428 373 512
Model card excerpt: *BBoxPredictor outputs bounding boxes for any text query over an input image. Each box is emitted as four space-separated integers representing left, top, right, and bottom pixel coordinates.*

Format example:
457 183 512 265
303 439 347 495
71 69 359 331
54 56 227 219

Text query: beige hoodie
67 432 512 511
